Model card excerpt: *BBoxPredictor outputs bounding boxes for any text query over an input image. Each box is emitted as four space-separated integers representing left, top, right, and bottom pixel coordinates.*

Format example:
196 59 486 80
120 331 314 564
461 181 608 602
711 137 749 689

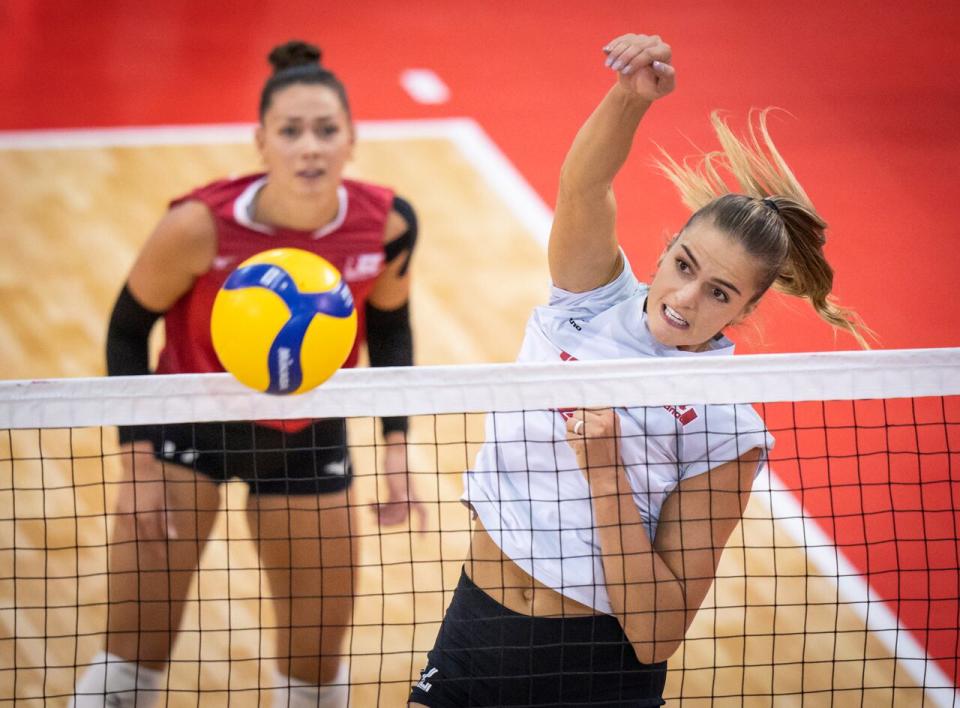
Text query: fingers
564 408 617 438
603 34 652 67
651 60 676 94
414 501 428 533
165 511 179 540
565 410 587 437
132 482 171 540
604 34 671 71
371 499 428 531
371 502 404 526
134 506 169 544
602 33 675 98
123 456 177 542
604 34 670 74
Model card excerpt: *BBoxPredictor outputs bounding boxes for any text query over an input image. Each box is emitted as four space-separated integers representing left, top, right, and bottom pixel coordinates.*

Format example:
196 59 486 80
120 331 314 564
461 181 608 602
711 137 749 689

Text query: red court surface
2 0 959 689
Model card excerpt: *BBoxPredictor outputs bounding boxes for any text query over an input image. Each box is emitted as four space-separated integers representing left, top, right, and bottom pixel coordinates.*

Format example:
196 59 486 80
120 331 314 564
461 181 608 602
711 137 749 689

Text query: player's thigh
247 490 357 598
109 459 221 571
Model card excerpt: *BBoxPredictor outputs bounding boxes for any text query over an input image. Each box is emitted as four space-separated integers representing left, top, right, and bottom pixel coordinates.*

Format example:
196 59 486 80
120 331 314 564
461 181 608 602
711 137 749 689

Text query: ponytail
655 110 872 348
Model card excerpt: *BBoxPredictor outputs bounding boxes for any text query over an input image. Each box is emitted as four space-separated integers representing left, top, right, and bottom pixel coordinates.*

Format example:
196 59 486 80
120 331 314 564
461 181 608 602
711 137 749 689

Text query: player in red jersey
72 41 421 707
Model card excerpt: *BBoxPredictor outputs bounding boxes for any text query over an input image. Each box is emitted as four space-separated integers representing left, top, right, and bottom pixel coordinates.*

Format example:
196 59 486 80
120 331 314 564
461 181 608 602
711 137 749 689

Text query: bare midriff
464 516 601 618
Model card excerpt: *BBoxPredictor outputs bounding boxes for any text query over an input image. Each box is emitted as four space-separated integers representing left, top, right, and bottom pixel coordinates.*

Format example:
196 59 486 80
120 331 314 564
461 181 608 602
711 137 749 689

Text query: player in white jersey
411 32 869 708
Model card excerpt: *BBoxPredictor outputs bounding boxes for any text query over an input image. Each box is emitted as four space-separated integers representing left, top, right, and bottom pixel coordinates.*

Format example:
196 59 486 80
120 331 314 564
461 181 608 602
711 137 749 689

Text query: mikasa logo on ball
336 281 354 309
277 347 293 391
259 266 284 288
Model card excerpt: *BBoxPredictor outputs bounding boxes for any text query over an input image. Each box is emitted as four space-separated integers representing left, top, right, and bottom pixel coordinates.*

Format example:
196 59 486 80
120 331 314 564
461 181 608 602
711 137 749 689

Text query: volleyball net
1 348 958 707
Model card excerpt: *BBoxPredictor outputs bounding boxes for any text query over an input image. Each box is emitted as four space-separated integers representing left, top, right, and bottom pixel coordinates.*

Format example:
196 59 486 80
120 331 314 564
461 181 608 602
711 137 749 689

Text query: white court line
752 473 959 706
1 118 955 702
0 123 256 149
0 119 554 247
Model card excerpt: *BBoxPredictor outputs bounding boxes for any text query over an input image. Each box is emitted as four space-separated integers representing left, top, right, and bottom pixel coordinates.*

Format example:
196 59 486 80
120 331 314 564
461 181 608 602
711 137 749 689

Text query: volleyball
210 248 357 394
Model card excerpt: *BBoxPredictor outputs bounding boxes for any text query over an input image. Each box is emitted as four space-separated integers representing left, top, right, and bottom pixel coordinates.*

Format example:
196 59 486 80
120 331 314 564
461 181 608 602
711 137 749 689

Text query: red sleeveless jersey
156 172 394 395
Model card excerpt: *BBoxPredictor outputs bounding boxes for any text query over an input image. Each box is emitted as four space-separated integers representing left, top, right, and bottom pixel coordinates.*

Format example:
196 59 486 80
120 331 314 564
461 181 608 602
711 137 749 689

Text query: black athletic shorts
409 568 667 707
149 418 352 496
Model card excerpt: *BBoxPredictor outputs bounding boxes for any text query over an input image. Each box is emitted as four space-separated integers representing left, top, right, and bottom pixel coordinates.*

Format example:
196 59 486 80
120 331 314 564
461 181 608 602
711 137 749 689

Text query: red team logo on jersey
557 349 698 426
663 404 698 426
555 350 580 420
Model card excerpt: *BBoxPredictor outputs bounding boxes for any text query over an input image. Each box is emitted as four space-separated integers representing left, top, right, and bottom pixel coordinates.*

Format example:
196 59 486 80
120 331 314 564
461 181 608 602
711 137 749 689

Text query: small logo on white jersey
664 404 698 426
415 666 439 693
567 317 583 331
342 253 384 281
211 255 237 271
554 349 580 419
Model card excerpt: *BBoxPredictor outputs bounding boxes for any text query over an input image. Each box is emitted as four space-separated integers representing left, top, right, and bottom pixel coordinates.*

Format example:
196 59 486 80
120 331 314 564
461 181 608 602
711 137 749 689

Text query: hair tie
762 197 780 214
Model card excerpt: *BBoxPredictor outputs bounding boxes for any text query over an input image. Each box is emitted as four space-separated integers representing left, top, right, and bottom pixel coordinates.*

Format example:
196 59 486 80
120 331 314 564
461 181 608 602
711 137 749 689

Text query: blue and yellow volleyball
210 248 357 394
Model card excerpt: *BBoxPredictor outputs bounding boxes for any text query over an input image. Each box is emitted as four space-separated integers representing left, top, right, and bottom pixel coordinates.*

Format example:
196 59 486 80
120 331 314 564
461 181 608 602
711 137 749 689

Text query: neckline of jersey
232 175 349 239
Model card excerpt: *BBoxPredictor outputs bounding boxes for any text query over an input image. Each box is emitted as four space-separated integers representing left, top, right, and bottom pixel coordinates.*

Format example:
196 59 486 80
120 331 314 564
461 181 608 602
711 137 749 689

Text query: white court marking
399 68 451 104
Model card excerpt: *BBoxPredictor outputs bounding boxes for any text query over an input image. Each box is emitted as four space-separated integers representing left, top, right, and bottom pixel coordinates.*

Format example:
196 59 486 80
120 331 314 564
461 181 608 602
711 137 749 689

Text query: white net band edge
1 347 958 429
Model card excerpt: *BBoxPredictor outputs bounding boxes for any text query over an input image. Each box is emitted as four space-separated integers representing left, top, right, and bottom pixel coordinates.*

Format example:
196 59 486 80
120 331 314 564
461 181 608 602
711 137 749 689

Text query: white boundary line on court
1 118 956 702
0 119 554 248
753 475 959 704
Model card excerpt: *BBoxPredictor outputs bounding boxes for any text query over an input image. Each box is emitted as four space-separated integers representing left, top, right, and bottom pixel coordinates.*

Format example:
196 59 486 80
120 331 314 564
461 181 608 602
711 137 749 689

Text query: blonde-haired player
411 31 867 707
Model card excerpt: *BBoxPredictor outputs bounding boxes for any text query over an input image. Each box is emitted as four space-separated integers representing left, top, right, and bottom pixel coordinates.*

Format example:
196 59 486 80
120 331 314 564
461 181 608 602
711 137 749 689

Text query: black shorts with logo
409 568 667 707
149 418 352 496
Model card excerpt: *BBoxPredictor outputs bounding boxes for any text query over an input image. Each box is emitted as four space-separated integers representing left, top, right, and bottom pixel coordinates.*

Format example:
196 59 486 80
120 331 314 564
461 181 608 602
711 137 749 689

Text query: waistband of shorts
457 566 619 628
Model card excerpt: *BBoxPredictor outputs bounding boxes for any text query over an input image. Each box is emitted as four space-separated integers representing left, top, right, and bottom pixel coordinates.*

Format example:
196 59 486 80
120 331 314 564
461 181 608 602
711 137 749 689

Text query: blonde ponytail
655 110 872 348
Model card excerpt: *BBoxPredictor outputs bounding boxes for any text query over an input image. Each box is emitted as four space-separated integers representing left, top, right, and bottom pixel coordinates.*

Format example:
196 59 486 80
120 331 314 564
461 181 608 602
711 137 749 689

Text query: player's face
256 83 354 196
646 220 762 350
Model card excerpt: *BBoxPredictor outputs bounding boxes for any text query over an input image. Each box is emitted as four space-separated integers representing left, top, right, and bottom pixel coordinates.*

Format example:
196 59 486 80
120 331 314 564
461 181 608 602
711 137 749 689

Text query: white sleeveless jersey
463 257 774 614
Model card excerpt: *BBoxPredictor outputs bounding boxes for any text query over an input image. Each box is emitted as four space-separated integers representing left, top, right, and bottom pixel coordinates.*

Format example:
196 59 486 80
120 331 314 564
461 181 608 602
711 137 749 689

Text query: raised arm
548 34 675 292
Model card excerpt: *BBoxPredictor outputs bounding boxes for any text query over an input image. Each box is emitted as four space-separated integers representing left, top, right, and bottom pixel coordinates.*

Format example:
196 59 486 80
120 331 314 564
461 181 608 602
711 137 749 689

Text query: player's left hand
565 408 622 481
371 439 428 530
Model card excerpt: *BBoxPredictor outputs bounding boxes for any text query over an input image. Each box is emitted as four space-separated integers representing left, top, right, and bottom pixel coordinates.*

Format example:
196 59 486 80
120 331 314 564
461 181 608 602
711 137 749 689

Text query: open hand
370 438 428 530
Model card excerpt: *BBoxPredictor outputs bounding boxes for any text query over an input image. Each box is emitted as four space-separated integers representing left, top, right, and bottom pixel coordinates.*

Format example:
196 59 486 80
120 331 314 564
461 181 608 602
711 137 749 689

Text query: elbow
621 614 685 665
628 635 681 666
648 640 682 665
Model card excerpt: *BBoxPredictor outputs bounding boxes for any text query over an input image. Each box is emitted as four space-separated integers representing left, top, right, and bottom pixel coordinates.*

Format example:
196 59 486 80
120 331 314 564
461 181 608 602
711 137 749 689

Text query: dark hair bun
268 41 322 73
